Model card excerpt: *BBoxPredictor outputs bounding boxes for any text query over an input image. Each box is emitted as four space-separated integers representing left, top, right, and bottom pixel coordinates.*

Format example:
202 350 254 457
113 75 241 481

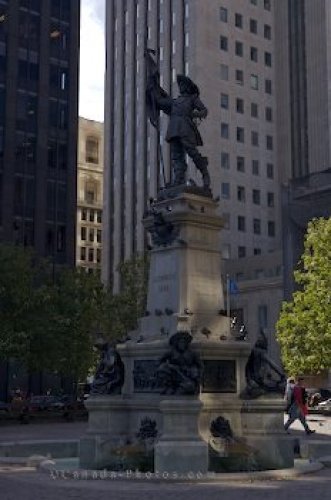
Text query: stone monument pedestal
155 398 208 474
79 188 293 472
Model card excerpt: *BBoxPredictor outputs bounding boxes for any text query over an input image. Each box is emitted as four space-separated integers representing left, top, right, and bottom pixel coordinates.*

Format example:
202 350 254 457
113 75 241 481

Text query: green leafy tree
0 244 51 363
276 217 331 375
0 245 149 382
100 253 149 341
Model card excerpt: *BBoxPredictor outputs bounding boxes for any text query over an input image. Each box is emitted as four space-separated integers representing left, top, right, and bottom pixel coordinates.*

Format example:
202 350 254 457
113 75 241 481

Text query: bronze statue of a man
146 50 210 189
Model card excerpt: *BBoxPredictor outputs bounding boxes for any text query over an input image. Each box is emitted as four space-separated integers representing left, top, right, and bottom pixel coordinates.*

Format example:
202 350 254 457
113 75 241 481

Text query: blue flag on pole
229 279 239 295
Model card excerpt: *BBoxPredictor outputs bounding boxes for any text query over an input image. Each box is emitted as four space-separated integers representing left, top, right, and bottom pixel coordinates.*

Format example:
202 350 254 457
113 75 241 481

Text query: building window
250 19 257 34
222 244 231 259
238 216 246 232
253 218 261 235
97 210 102 223
81 227 86 241
268 221 275 237
236 98 244 114
96 248 101 263
253 189 261 205
237 186 245 202
265 107 273 122
222 213 230 229
235 41 243 57
88 248 94 262
238 246 246 258
221 93 229 109
235 13 243 28
250 47 258 62
236 127 244 143
264 0 271 11
251 103 258 118
251 74 259 90
85 181 97 204
267 163 274 178
266 135 273 150
236 69 244 85
265 79 272 94
97 229 102 243
237 156 245 172
85 136 99 164
89 228 94 242
221 122 229 139
267 192 274 207
252 160 259 175
265 51 272 67
220 36 228 51
220 7 228 22
221 152 230 169
254 248 261 255
251 131 259 147
221 182 230 199
264 24 271 39
221 64 229 81
89 209 95 222
80 247 86 261
81 208 87 221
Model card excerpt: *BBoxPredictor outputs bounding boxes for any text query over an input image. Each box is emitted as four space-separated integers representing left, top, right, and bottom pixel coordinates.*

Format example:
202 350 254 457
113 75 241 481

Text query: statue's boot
196 156 211 189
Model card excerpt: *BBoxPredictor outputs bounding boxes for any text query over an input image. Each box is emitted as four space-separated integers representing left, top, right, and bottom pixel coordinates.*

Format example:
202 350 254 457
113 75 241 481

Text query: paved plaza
0 416 330 500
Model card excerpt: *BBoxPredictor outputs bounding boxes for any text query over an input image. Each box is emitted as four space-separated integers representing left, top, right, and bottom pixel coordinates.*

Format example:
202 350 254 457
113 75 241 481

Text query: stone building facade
76 117 104 273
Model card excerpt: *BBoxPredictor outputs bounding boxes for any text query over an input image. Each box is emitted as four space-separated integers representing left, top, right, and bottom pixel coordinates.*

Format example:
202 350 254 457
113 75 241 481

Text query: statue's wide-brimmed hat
177 75 200 95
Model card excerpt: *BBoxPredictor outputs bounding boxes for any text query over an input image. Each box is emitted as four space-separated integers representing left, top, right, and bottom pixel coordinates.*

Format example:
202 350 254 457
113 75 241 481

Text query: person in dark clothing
284 377 315 435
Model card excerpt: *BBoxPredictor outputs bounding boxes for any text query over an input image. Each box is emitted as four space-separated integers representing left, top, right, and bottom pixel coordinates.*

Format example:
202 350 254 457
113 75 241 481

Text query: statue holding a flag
145 49 211 190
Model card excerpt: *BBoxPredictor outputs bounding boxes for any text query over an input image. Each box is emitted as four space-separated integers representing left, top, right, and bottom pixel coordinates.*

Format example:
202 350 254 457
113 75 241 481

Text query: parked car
0 401 9 413
28 395 61 411
317 398 331 413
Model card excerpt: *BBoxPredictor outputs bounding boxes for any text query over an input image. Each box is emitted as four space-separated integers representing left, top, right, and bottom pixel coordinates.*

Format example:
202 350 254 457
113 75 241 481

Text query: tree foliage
0 245 149 381
276 217 331 376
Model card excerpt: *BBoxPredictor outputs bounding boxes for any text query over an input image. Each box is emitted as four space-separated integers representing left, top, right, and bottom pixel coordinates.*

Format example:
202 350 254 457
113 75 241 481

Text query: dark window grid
221 152 230 169
236 69 244 85
238 216 246 232
235 13 243 28
235 41 243 57
250 47 258 62
253 218 261 235
237 186 245 202
236 98 244 113
220 7 228 22
237 156 245 172
252 189 261 205
238 246 246 258
250 19 258 34
220 36 228 51
237 127 244 143
221 123 229 139
251 131 259 147
251 103 258 118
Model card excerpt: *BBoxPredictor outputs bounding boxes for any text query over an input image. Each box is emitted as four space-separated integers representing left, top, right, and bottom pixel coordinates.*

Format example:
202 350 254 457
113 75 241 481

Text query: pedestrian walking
284 377 315 435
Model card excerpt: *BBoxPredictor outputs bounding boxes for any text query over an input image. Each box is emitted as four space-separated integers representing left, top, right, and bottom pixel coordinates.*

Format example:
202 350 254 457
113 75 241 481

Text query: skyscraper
0 0 80 269
275 0 331 298
103 0 281 290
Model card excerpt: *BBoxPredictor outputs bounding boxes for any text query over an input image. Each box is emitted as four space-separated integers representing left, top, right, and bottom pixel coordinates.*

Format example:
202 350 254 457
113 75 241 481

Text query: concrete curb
35 457 324 483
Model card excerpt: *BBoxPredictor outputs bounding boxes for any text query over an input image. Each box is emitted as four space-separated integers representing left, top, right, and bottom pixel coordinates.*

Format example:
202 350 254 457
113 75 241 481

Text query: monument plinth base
155 399 208 474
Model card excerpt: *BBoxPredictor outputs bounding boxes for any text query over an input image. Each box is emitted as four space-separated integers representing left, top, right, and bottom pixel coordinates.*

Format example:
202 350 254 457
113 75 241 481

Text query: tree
0 245 150 382
276 217 331 376
100 253 149 341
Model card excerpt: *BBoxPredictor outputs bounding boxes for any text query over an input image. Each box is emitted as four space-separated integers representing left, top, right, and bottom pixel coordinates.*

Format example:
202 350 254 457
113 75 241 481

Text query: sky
79 0 105 122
